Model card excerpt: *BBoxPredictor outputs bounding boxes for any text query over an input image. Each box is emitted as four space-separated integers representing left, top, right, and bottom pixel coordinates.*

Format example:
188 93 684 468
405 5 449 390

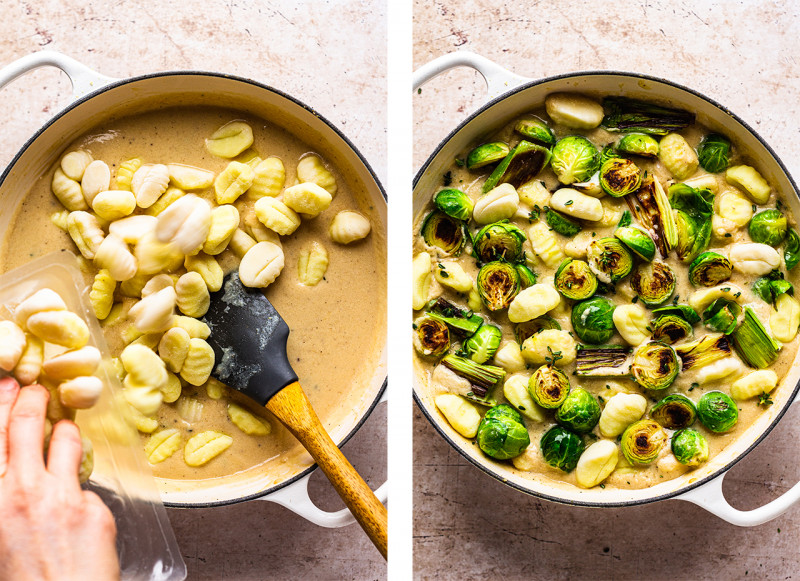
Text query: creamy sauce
1 106 386 483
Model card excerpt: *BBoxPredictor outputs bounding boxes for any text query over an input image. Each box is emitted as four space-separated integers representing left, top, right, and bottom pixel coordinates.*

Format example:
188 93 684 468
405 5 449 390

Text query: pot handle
676 392 800 526
413 51 529 102
0 50 117 101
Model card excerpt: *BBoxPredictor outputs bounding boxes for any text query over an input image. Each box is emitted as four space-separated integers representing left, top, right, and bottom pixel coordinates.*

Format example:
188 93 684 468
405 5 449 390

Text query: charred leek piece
426 298 483 335
731 307 781 369
676 334 732 370
441 354 506 394
601 97 695 136
575 345 633 377
627 176 678 256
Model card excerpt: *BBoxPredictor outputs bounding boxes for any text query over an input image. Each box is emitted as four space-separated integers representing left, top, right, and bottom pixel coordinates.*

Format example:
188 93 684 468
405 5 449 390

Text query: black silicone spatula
202 273 388 558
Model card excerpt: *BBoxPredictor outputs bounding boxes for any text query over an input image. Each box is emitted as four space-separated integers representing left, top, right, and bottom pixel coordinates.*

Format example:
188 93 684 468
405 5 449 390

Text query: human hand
0 376 119 581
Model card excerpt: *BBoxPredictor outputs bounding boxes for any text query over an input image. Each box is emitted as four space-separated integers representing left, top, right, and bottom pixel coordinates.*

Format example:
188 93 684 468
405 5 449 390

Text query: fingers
0 376 20 476
6 384 49 477
47 420 83 491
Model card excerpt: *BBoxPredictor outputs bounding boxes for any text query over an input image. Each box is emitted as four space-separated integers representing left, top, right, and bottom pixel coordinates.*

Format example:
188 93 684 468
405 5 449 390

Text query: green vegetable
476 261 521 311
650 394 697 429
702 298 741 334
669 183 714 262
671 428 709 466
571 297 616 344
749 209 788 247
540 426 585 472
630 176 679 256
476 404 530 460
575 345 633 377
599 157 642 197
731 307 780 369
514 117 556 147
473 221 527 262
601 97 695 136
554 258 598 300
529 365 571 409
688 252 733 287
550 136 600 185
441 354 506 391
482 140 552 193
599 144 618 166
421 210 466 255
785 229 800 270
433 188 474 221
652 304 701 325
697 133 731 174
466 142 510 170
620 420 668 465
515 264 538 288
545 207 582 237
413 315 450 357
514 316 560 344
676 334 732 370
426 298 483 335
617 210 632 228
630 261 676 306
631 341 679 390
586 237 633 283
614 226 656 261
462 324 503 364
555 388 601 433
650 315 693 344
616 133 659 157
697 391 738 433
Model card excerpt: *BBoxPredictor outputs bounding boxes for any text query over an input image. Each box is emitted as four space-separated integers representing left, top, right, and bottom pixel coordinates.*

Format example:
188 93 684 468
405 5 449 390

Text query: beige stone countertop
414 1 800 579
0 1 386 579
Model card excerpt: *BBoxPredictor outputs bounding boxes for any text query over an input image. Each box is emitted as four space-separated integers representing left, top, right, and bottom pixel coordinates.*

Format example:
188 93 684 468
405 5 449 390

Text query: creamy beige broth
2 106 385 482
414 101 800 490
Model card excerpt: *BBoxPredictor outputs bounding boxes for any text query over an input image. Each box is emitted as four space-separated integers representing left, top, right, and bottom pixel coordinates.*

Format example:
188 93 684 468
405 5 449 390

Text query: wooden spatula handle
265 381 388 558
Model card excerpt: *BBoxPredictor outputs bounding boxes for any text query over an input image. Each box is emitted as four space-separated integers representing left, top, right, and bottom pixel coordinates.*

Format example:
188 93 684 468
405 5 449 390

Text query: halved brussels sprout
476 404 530 460
671 428 709 466
433 188 474 221
688 252 733 287
571 297 616 344
652 304 701 325
462 324 503 364
514 117 556 147
702 298 741 334
529 365 571 409
674 210 710 263
620 419 668 465
599 144 617 166
697 391 738 433
616 133 659 158
421 210 466 255
630 261 676 306
426 298 483 335
669 183 713 262
515 264 538 288
697 133 731 174
554 258 598 300
413 315 450 358
550 136 600 185
614 226 656 261
749 209 788 247
575 345 633 377
476 261 521 311
473 221 527 263
466 142 511 170
540 426 585 472
650 394 697 429
731 307 780 369
599 158 642 197
631 341 679 390
441 354 506 398
650 315 693 344
601 97 695 136
587 237 633 283
555 388 601 433
514 316 561 344
545 207 582 237
482 141 552 193
785 229 800 271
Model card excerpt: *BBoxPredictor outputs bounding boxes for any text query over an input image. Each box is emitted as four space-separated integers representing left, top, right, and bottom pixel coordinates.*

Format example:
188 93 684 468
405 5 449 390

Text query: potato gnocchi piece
145 187 185 217
114 158 142 191
128 286 176 334
172 316 211 339
205 120 254 158
550 188 603 221
717 189 753 228
597 200 624 227
297 241 329 286
731 369 779 401
726 165 771 204
255 196 301 236
93 234 137 282
60 150 93 181
728 243 781 276
42 346 101 381
297 154 337 197
564 230 595 259
158 327 191 373
0 321 26 371
167 163 215 190
239 242 285 288
50 209 69 231
472 183 519 224
283 183 333 218
658 133 698 180
145 429 182 464
244 210 282 246
229 228 257 258
527 222 566 268
770 293 800 343
516 179 551 208
411 252 432 310
131 333 164 350
14 289 67 330
467 281 483 312
683 173 719 193
184 253 224 292
214 161 255 204
59 376 103 409
156 194 212 255
109 215 158 245
521 329 575 366
205 377 227 400
141 274 176 298
575 440 619 489
81 160 111 204
695 357 743 385
88 270 116 321
128 404 159 434
180 338 215 386
228 403 271 436
134 232 184 275
599 393 647 438
67 211 105 260
545 93 604 129
508 284 561 323
175 272 210 318
160 371 182 404
203 204 240 255
184 430 233 467
52 168 87 211
27 311 89 349
613 304 651 346
13 335 43 385
329 210 371 244
176 396 204 423
433 261 472 293
503 374 545 422
493 341 526 374
132 163 170 208
247 157 285 199
434 394 481 438
121 343 168 389
91 190 136 221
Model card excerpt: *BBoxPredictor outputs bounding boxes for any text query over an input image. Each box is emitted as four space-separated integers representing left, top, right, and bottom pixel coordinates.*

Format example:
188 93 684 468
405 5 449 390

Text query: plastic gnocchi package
0 252 185 581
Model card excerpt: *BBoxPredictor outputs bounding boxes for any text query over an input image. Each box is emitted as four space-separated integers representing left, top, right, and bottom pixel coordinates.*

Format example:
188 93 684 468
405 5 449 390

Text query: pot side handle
676 393 800 526
413 51 529 102
0 50 117 102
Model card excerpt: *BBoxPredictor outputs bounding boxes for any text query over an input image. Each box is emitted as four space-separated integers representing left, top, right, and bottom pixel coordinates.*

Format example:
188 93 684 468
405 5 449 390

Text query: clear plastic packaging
0 251 186 581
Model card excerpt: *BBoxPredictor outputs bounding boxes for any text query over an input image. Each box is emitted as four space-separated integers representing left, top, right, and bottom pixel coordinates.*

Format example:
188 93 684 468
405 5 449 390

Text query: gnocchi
297 241 329 286
283 183 333 218
0 321 26 371
51 168 87 211
91 190 136 221
247 157 285 199
255 196 302 236
613 304 651 346
433 261 472 293
228 403 271 436
549 188 603 221
167 164 215 190
179 338 215 386
145 429 182 464
492 341 526 374
507 284 560 323
599 393 647 438
175 272 210 318
205 121 254 158
412 252 432 310
14 335 44 385
203 204 240 255
59 376 104 409
472 183 519 224
297 154 337 196
731 370 778 401
503 374 545 422
67 211 105 259
184 430 233 467
520 329 575 366
42 346 101 380
27 311 89 349
434 394 481 438
545 93 604 129
658 133 698 180
156 194 212 255
93 234 138 281
329 211 371 244
215 161 255 204
575 440 618 488
131 163 170 208
60 150 93 181
770 293 800 343
81 160 112 204
128 286 176 334
239 242 285 288
527 222 566 268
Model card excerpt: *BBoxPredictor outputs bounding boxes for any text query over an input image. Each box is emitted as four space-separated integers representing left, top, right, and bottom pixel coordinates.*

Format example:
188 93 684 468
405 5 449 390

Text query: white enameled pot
0 51 387 527
413 51 800 525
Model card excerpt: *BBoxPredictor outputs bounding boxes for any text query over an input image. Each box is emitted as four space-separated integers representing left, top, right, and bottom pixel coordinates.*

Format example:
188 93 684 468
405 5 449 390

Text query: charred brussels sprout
601 97 695 136
433 188 474 221
550 136 600 185
529 365 571 409
545 207 582 237
614 226 656 261
671 429 709 466
515 264 538 288
702 298 742 334
413 315 450 358
688 252 733 287
476 404 530 460
555 388 601 433
731 307 780 369
514 117 556 147
426 298 483 335
473 221 527 262
514 316 560 344
421 210 466 255
650 394 697 429
476 261 521 311
697 391 738 433
651 315 693 344
466 142 510 170
630 261 676 306
482 141 552 193
599 158 642 197
554 258 598 300
571 296 616 344
697 133 731 174
462 324 502 364
616 133 659 158
652 304 701 325
669 183 714 262
749 209 788 247
620 419 668 465
785 229 800 271
540 426 585 472
631 341 679 390
587 237 634 283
